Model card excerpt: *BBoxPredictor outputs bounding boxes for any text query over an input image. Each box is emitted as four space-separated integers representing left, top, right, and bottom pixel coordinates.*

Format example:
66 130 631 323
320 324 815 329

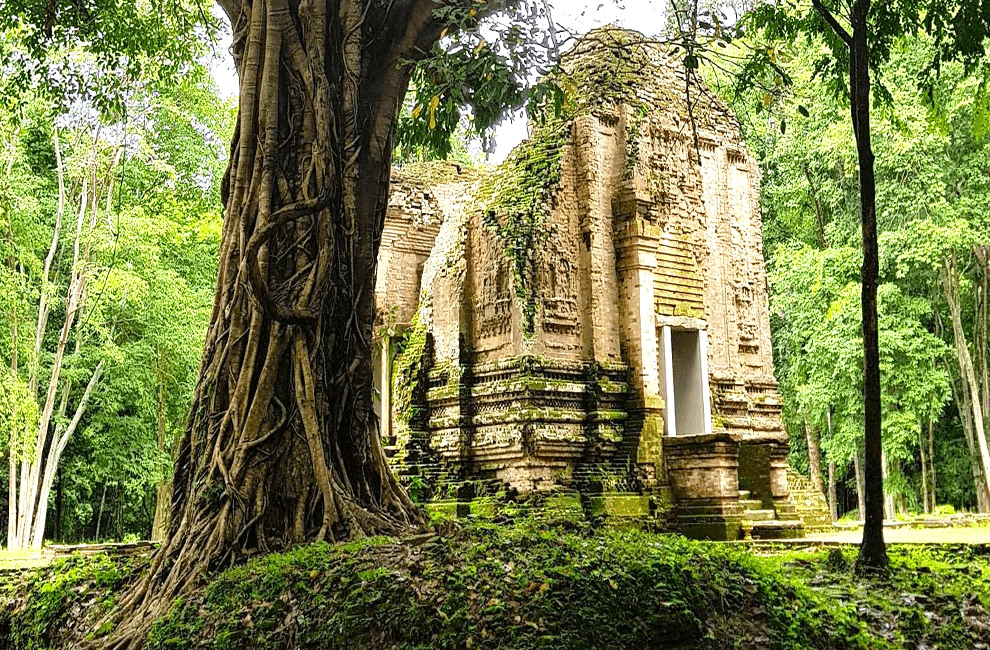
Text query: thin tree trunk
826 406 837 521
12 130 67 549
828 460 838 522
151 373 170 541
11 130 117 550
30 361 104 548
942 254 990 503
54 466 63 542
16 174 90 548
802 161 828 249
881 450 893 521
28 129 65 399
854 449 866 521
950 358 989 510
928 418 937 510
836 0 888 572
4 204 18 551
6 449 16 549
920 421 929 514
804 419 824 495
976 248 989 495
95 482 107 541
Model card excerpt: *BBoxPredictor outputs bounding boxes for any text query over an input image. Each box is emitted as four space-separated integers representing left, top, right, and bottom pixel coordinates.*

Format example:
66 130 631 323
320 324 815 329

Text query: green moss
558 28 660 112
0 553 134 649
5 531 990 649
141 526 878 649
477 123 568 336
390 314 429 463
394 160 481 186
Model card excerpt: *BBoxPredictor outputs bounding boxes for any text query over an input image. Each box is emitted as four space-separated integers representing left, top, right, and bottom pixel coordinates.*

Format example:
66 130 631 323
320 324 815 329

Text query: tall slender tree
748 0 990 573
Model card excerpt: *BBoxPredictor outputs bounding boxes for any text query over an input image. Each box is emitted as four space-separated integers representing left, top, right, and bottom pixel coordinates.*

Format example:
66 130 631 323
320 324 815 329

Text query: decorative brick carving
372 28 798 537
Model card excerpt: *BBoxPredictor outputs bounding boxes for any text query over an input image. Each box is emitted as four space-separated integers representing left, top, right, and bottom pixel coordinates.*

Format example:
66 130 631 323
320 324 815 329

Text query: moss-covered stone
477 123 568 336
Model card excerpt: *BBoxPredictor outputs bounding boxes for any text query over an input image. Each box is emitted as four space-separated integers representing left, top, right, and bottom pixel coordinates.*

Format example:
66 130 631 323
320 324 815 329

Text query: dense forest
0 5 988 547
725 34 990 519
0 45 233 545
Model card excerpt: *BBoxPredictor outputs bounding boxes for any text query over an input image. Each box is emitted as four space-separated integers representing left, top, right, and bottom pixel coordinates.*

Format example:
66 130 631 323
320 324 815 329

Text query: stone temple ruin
374 28 829 539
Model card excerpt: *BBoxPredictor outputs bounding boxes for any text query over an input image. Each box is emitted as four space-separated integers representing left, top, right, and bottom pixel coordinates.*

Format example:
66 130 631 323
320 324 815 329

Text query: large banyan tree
94 0 551 644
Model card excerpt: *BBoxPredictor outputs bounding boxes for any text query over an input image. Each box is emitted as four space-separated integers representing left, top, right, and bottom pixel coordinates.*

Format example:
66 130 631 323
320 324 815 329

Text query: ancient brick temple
374 28 820 539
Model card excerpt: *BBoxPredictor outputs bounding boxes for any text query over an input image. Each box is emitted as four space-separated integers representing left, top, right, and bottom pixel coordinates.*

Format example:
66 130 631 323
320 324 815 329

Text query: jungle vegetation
0 0 988 644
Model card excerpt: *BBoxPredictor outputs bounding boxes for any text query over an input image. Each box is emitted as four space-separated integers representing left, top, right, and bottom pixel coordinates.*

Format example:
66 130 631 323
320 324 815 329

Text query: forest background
1 0 988 546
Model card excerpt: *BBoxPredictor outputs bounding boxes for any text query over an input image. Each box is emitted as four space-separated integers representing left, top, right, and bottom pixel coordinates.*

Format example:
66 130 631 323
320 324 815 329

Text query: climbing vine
478 123 567 335
390 314 430 463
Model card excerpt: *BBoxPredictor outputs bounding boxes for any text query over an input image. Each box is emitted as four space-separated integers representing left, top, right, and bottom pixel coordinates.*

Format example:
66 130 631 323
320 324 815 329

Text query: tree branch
811 0 852 45
216 0 244 24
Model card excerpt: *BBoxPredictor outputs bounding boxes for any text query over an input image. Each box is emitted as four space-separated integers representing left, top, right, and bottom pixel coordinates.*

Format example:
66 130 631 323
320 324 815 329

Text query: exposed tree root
95 0 449 646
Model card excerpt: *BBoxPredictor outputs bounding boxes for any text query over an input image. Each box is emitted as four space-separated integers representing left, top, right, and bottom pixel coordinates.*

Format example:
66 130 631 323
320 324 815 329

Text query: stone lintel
655 314 707 331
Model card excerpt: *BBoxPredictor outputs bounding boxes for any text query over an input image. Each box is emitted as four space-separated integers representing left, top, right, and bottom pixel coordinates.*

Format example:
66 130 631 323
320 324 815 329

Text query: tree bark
928 418 936 510
942 253 990 504
95 482 107 541
804 419 824 495
881 450 894 520
844 0 888 573
951 365 989 511
919 421 929 514
854 449 866 521
28 129 66 400
828 460 838 522
826 405 837 521
30 360 104 548
106 1 451 644
810 0 886 571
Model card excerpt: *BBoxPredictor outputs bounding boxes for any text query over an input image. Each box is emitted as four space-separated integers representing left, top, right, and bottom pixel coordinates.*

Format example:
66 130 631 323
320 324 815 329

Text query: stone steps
786 469 834 532
742 509 776 522
737 487 806 539
746 519 804 540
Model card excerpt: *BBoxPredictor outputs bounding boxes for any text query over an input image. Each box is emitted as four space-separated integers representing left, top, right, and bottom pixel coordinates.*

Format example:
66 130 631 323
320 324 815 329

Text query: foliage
0 369 38 461
721 26 990 516
0 47 230 545
137 526 866 649
0 553 137 649
0 0 218 119
395 1 560 160
768 544 990 648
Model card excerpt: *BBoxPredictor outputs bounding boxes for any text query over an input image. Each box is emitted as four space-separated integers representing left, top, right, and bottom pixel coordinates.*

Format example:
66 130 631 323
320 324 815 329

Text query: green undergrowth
763 544 990 649
0 553 140 649
3 529 989 649
142 528 986 650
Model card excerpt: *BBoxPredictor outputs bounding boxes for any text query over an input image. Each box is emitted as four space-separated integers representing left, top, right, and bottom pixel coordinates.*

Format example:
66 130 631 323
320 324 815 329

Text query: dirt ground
804 525 990 545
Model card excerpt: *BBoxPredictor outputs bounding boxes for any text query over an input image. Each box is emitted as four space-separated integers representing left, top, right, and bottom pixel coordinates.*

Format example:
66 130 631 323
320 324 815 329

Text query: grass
2 524 989 649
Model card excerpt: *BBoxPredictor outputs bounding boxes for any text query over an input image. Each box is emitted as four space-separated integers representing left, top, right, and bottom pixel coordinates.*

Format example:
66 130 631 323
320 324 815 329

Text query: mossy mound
152 527 858 650
0 553 142 649
2 527 989 649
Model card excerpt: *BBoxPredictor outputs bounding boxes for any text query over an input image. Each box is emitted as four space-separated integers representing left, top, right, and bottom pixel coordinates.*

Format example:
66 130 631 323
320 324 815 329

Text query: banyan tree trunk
106 0 446 645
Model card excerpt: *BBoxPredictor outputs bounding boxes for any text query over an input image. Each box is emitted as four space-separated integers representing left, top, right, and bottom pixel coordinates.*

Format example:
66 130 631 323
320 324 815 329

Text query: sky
208 1 666 162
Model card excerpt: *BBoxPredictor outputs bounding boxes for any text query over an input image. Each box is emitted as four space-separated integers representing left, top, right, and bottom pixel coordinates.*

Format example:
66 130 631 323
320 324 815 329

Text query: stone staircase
785 469 834 534
738 489 803 540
